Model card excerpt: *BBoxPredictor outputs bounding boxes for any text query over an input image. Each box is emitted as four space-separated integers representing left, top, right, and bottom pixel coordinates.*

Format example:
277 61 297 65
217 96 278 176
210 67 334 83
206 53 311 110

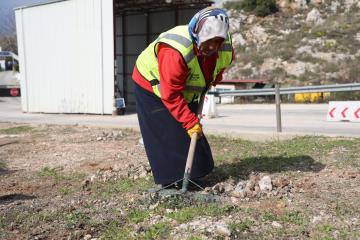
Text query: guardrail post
275 83 282 132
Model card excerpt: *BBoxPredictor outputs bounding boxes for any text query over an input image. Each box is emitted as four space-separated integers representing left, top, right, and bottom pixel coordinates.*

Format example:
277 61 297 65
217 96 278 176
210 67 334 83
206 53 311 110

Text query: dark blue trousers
134 82 214 184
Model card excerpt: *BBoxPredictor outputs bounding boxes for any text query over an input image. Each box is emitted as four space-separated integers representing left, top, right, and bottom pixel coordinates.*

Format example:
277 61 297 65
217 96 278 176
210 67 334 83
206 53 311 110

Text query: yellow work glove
187 123 203 139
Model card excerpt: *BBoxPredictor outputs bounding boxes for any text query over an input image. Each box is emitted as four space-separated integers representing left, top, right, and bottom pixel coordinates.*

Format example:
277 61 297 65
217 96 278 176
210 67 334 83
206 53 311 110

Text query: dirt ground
1 122 360 240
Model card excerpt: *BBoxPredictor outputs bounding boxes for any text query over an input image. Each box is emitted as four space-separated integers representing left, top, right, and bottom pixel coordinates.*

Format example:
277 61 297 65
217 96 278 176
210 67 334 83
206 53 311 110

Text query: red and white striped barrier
327 101 360 122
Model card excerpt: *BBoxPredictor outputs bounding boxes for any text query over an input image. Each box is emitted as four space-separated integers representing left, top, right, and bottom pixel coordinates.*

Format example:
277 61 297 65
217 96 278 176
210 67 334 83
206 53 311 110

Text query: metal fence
207 83 360 133
208 83 360 97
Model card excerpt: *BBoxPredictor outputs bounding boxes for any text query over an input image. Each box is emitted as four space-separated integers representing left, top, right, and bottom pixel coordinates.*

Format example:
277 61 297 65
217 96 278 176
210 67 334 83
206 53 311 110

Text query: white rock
216 223 231 236
278 0 290 9
310 0 324 5
272 221 283 228
260 58 282 75
247 15 256 25
306 8 324 25
229 15 241 32
259 176 272 191
344 0 360 12
84 234 92 240
279 29 293 35
296 46 313 55
246 25 269 45
311 215 322 224
330 1 341 13
355 33 360 42
232 33 247 46
292 0 308 9
112 164 121 172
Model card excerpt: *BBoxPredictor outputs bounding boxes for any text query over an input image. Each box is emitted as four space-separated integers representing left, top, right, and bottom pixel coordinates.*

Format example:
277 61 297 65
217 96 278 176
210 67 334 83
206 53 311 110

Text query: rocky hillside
223 0 360 86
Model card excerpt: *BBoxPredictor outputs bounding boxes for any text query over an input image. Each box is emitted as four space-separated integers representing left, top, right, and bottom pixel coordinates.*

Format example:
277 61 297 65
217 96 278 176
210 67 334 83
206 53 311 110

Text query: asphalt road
1 97 359 139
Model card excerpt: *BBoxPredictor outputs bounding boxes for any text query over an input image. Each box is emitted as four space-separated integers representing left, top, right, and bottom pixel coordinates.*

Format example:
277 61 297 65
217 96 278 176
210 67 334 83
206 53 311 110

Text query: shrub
224 0 278 17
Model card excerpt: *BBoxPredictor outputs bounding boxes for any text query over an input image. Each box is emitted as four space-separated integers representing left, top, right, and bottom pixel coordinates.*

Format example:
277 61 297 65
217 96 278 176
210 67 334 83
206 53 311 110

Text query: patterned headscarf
188 7 229 47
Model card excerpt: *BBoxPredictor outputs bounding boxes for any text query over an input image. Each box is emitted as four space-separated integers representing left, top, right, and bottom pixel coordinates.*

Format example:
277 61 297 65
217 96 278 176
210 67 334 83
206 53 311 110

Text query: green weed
165 204 234 223
229 219 253 232
142 222 170 240
101 221 132 240
97 178 153 198
37 166 85 182
63 212 90 229
37 167 65 181
128 209 150 223
0 125 33 134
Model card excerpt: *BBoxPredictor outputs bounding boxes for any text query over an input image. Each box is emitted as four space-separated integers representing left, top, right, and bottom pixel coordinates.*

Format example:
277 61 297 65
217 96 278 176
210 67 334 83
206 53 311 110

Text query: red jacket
132 43 228 130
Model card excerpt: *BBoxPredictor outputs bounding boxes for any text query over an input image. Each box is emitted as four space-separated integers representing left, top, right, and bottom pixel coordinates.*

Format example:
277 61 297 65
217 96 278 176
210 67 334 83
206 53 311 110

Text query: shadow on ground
0 194 36 205
204 155 325 185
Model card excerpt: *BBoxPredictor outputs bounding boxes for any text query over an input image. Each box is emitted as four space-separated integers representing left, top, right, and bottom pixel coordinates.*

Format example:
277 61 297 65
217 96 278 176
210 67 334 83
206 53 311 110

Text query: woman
132 7 234 188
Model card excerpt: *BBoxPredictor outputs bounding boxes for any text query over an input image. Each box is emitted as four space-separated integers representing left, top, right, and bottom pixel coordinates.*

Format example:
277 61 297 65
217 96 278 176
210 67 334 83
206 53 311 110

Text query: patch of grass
211 135 360 179
229 219 253 232
128 209 150 223
63 212 90 229
319 223 335 233
335 203 354 217
296 53 323 64
260 211 304 225
0 215 5 228
37 167 65 181
0 160 6 170
260 212 277 222
0 125 33 135
37 166 85 182
141 222 170 240
59 187 72 196
165 203 234 223
279 211 304 225
189 236 203 240
96 178 153 198
101 221 132 239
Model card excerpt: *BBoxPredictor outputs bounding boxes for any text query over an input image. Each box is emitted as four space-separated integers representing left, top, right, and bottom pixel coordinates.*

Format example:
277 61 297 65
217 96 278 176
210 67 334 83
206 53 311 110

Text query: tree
0 9 17 53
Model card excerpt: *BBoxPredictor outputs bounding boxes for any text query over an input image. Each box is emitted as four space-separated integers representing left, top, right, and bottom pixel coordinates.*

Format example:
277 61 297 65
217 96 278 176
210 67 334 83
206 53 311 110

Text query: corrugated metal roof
14 0 70 10
114 0 212 14
15 0 213 11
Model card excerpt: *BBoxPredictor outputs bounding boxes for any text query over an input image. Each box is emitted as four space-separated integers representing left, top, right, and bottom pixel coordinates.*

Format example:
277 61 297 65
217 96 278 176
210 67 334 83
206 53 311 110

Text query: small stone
216 223 231 236
311 215 322 224
259 176 272 192
165 209 174 213
272 221 282 228
212 183 225 193
112 164 121 172
96 137 102 141
149 202 159 210
84 234 92 240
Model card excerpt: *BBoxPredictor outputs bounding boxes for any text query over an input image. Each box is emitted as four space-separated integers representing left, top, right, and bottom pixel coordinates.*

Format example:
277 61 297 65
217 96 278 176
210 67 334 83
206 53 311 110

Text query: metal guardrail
208 83 360 97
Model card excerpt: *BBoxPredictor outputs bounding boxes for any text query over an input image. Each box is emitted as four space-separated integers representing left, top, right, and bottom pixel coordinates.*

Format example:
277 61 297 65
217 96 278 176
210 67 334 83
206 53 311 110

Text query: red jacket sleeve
158 43 199 130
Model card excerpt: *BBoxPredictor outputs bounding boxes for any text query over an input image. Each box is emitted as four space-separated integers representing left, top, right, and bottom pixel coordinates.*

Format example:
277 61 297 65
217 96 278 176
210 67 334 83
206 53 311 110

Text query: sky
0 0 50 36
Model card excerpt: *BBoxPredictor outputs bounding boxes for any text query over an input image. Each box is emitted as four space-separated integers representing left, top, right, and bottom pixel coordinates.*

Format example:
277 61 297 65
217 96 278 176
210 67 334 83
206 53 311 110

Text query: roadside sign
10 88 19 97
327 101 360 122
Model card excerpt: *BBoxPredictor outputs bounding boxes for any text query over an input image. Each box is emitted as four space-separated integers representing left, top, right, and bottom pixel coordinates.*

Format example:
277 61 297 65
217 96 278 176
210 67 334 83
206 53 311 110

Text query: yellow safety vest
136 25 233 103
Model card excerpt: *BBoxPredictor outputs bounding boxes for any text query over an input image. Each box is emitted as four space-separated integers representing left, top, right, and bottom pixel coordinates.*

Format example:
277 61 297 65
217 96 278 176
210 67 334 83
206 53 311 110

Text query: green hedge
224 0 278 17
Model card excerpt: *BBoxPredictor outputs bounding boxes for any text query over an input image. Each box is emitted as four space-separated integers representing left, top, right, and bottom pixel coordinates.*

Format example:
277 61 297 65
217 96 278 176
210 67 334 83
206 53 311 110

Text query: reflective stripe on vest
135 25 233 103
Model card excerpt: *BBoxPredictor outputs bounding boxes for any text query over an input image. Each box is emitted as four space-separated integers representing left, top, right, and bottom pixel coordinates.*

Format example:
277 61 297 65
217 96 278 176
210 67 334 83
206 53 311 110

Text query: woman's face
198 37 224 56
